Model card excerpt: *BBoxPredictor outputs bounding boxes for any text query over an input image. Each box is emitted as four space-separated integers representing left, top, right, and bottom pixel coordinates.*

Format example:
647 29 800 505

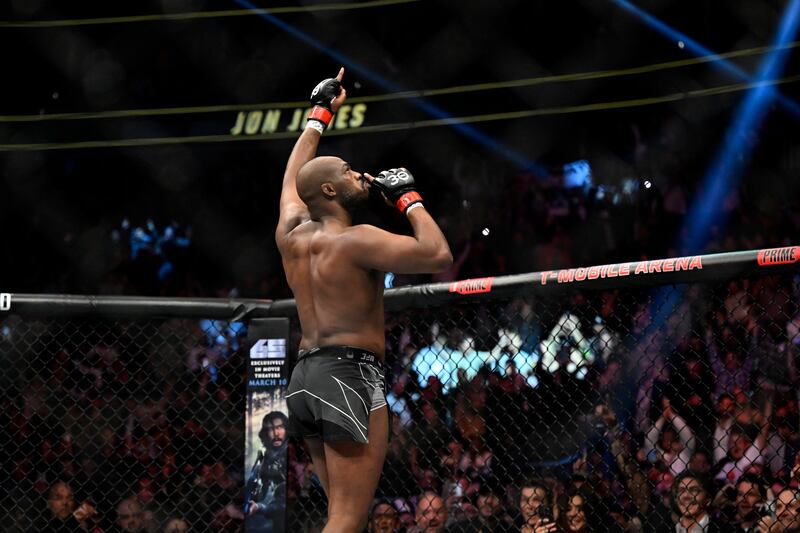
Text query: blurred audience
3 164 800 531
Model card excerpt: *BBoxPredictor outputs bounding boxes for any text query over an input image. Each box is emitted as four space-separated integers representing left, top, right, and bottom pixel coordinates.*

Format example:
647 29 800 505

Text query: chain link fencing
289 272 800 532
0 315 248 531
2 249 799 532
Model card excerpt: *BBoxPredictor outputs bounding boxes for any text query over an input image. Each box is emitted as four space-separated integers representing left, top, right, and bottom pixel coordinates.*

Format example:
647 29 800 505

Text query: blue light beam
681 0 800 254
613 0 800 118
232 0 548 175
627 0 800 353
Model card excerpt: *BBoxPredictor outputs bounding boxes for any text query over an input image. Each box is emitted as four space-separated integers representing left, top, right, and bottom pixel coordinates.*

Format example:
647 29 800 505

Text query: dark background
1 0 798 298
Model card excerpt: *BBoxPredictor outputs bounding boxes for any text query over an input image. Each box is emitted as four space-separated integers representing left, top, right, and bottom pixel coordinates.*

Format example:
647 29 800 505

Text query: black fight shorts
286 345 387 443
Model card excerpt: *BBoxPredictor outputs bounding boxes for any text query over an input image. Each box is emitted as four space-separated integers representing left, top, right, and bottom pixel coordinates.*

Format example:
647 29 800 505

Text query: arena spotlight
643 0 800 347
681 0 800 254
612 0 800 119
232 0 549 175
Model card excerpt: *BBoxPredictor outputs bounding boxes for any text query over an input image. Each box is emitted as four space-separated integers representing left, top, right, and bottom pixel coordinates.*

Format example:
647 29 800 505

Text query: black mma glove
371 168 424 214
306 77 341 131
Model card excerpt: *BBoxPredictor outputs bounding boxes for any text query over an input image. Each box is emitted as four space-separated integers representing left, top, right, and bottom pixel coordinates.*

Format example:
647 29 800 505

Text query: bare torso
279 218 386 359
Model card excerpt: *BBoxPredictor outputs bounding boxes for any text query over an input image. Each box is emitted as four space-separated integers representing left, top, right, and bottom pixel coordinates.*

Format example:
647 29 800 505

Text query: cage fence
289 274 800 533
1 248 799 532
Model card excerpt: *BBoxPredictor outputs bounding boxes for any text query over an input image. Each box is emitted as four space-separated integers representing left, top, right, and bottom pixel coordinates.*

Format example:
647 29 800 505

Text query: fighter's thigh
323 406 389 518
305 437 329 497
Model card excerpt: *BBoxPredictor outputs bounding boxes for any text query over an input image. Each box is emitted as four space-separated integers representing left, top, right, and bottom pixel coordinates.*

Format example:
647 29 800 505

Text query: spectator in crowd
688 451 712 476
670 471 721 533
750 278 799 402
518 477 552 532
758 487 800 533
387 376 414 429
453 401 493 479
733 473 768 532
412 326 463 390
707 329 754 403
765 404 800 479
666 346 715 444
389 499 415 529
43 480 102 532
369 498 402 533
113 496 150 533
409 399 452 478
644 398 695 478
439 440 464 480
447 478 482 527
412 491 448 533
555 487 591 532
712 480 739 527
379 416 419 497
539 312 594 379
713 400 772 484
162 517 189 533
211 497 246 531
468 483 512 532
596 402 651 519
713 392 740 464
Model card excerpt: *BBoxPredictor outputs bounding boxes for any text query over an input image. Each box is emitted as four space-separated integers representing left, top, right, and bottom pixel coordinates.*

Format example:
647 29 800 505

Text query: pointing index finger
336 67 345 81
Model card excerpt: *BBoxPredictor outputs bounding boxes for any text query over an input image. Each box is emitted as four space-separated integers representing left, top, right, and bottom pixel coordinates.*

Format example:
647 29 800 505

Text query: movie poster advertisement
244 318 290 532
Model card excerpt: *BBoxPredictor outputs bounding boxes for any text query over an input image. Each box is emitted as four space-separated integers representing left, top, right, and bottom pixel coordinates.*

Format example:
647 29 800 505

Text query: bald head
296 156 369 219
297 156 344 204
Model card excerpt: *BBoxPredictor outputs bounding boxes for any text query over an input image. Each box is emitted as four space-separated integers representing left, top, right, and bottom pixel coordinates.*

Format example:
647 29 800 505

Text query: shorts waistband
297 345 383 367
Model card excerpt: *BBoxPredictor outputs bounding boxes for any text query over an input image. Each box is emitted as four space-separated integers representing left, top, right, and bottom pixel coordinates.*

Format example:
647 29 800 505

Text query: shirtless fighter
277 68 453 532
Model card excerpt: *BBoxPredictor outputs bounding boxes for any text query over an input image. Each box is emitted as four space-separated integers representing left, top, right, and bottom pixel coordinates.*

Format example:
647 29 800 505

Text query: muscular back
278 219 386 358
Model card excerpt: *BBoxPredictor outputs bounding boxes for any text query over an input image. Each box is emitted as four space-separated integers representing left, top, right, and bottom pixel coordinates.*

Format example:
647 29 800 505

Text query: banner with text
244 318 290 533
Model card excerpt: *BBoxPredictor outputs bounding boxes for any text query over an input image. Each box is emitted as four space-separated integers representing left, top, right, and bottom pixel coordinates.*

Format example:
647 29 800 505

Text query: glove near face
371 168 423 214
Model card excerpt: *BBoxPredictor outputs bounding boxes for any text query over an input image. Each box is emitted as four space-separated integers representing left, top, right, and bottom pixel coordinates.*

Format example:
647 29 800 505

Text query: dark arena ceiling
1 0 798 294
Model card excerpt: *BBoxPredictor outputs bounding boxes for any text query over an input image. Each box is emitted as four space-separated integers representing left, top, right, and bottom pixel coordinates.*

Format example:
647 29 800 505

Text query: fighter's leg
322 406 389 533
305 437 330 496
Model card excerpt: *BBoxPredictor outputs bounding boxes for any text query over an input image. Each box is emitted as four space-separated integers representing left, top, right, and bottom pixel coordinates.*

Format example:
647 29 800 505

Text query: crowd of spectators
3 153 800 531
106 218 196 297
1 315 248 531
3 270 799 530
285 271 800 532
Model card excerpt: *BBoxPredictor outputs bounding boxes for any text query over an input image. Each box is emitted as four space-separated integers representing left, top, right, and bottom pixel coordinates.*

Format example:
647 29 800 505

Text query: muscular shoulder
341 223 380 238
335 223 418 273
276 219 315 255
336 224 384 252
346 222 398 239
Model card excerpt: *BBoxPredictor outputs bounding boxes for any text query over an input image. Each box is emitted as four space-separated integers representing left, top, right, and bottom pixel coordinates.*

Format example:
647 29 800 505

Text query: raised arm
346 211 453 273
672 411 696 466
755 397 773 450
344 168 452 273
276 68 347 238
644 415 665 455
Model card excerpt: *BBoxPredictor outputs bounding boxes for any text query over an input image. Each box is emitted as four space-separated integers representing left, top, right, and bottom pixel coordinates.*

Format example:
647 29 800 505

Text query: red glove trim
396 191 423 213
307 106 334 127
